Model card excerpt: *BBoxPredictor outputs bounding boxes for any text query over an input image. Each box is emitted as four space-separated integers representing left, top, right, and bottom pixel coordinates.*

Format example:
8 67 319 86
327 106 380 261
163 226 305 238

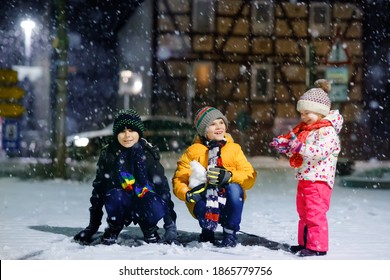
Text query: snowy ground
1 160 390 260
1 157 390 279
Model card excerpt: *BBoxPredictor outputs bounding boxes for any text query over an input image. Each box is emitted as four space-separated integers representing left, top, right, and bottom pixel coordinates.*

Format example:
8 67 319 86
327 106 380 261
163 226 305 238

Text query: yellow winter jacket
172 134 257 217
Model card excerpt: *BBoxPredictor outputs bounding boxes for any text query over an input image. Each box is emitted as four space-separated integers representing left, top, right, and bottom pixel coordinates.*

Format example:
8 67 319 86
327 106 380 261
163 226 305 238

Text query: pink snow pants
296 180 332 252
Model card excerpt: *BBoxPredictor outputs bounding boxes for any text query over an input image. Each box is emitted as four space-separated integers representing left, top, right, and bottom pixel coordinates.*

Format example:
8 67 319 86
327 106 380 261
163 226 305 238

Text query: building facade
122 0 367 159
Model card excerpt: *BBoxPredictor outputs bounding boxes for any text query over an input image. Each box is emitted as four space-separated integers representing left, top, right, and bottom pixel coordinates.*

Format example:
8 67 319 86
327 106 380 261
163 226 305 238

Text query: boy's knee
226 183 244 199
105 188 123 203
138 195 166 224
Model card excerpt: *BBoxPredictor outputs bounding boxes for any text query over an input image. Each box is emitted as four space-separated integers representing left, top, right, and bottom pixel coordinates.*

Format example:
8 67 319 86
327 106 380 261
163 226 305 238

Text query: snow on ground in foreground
1 168 390 260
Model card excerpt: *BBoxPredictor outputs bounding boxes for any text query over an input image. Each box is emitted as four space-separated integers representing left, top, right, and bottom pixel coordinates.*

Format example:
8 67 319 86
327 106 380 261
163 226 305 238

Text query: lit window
191 62 214 98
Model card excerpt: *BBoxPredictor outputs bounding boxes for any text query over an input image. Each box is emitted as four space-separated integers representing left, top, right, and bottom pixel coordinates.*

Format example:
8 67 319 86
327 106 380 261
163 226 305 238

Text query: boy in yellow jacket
173 106 257 247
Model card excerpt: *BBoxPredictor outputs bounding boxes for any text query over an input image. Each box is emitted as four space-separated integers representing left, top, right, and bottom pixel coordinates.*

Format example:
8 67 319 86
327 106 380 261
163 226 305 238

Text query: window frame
252 0 274 35
251 63 273 101
192 0 216 33
309 2 331 37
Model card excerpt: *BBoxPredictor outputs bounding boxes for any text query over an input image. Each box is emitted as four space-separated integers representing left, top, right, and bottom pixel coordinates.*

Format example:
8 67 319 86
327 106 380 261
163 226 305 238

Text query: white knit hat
297 81 332 116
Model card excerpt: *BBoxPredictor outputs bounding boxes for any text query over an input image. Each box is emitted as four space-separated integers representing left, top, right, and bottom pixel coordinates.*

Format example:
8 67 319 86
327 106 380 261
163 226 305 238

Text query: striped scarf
204 139 227 232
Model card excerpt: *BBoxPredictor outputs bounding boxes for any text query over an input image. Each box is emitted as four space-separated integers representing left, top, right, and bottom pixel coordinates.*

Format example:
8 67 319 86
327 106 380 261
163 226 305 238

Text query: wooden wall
152 0 365 158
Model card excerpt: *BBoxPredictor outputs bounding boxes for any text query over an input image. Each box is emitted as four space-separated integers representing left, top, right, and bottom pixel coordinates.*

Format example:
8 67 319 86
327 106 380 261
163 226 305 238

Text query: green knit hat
113 109 144 137
194 106 228 137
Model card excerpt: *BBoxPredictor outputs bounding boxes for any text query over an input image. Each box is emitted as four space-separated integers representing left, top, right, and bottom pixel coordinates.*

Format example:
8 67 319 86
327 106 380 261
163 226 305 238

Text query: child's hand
207 167 232 186
186 184 206 203
269 138 279 147
289 138 302 154
135 185 154 198
270 137 290 154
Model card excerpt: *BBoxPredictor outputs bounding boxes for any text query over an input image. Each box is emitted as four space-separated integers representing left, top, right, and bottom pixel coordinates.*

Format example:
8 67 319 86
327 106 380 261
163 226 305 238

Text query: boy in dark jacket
74 109 177 245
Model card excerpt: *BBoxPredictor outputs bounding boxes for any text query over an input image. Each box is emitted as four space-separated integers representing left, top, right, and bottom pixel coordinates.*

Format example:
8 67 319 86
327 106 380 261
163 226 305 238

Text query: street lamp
20 19 36 65
119 70 143 109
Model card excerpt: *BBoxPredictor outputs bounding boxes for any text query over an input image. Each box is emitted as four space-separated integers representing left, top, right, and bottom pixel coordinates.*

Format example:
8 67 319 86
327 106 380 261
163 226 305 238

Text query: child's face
205 118 226 141
117 128 139 148
300 110 323 125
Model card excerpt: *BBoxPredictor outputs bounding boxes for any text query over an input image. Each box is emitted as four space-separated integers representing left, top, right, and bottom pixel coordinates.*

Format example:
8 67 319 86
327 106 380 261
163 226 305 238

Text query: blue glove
207 167 232 186
73 225 98 244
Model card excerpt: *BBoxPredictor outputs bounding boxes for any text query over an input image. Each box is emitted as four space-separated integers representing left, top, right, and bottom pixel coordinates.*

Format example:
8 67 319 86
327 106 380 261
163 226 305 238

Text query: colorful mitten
270 137 290 154
120 172 135 192
135 185 154 198
289 133 302 154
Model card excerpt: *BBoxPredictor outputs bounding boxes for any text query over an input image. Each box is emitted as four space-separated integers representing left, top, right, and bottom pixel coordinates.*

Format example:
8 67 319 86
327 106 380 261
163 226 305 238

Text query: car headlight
73 137 90 147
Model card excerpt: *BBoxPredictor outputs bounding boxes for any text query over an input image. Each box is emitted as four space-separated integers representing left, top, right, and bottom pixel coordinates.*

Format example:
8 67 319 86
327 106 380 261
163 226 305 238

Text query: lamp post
20 19 36 65
119 70 143 109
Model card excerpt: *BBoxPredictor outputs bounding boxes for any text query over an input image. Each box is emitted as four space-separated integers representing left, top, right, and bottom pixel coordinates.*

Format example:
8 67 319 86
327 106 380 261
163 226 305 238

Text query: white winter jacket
294 110 343 188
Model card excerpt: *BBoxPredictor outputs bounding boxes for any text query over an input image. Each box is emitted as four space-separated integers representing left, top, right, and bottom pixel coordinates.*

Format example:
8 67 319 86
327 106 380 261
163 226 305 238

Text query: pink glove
288 133 302 154
270 137 290 154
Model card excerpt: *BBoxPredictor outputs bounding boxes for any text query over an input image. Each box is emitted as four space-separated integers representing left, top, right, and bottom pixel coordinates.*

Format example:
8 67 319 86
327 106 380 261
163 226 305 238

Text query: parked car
66 115 195 160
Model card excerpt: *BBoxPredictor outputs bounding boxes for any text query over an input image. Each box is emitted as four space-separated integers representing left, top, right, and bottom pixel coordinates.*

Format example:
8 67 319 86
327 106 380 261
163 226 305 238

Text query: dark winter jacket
88 137 175 228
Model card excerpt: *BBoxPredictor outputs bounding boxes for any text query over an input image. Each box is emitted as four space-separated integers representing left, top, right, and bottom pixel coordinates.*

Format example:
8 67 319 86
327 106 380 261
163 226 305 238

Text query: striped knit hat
297 79 332 116
113 109 144 137
194 106 228 137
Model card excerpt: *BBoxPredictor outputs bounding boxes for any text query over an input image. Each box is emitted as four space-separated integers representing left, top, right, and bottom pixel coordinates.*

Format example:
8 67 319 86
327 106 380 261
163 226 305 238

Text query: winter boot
289 245 305 254
163 222 178 244
297 248 327 257
101 224 123 245
141 224 160 244
199 228 215 243
215 228 237 248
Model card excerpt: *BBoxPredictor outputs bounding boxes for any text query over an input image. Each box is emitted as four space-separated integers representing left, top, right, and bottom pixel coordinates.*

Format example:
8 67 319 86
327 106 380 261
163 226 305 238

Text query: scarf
118 144 154 198
204 139 227 232
281 119 332 168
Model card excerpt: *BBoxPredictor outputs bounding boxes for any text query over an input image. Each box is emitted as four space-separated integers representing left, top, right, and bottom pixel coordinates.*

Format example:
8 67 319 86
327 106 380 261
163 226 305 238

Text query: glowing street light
119 70 143 109
20 19 36 65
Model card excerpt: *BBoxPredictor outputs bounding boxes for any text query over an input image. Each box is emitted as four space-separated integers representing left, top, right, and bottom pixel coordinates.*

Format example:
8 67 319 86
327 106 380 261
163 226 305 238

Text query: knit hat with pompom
297 79 332 116
194 106 228 137
113 109 144 137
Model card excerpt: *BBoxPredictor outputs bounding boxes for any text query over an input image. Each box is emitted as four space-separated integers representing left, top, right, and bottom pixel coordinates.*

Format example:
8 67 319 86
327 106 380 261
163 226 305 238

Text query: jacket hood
324 110 343 134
